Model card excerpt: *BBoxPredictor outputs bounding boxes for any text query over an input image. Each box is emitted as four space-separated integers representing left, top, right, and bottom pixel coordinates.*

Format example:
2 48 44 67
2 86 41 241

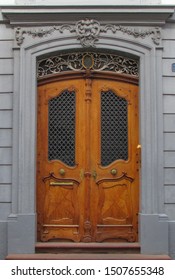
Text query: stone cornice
1 6 174 26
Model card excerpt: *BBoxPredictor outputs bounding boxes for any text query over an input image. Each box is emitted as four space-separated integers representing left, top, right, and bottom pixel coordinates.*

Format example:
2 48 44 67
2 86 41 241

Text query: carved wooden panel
97 179 133 225
95 175 136 242
40 174 80 242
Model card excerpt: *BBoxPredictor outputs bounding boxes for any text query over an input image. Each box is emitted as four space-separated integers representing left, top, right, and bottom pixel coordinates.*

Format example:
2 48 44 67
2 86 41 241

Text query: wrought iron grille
48 90 75 166
37 52 139 78
101 91 128 166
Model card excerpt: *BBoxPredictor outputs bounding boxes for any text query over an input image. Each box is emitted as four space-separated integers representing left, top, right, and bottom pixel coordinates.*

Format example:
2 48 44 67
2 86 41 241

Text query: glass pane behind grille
101 91 128 166
48 90 75 166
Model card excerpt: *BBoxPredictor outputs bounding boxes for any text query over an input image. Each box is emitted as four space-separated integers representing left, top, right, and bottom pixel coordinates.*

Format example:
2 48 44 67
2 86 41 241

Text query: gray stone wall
162 23 175 258
162 23 175 218
0 23 13 259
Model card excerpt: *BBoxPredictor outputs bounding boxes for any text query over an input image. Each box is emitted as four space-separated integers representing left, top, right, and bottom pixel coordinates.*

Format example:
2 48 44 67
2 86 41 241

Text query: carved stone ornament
15 18 161 47
75 19 101 47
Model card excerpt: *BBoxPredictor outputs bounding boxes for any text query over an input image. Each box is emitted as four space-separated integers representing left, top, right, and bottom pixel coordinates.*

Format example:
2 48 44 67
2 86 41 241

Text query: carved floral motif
101 24 161 45
15 18 161 47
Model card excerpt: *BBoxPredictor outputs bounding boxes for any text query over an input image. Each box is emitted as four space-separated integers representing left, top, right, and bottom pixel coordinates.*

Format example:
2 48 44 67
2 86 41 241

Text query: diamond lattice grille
101 91 128 166
48 90 75 166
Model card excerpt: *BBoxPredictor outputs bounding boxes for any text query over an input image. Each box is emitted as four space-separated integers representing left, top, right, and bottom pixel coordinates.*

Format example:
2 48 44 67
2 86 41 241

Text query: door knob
111 168 117 176
59 168 65 176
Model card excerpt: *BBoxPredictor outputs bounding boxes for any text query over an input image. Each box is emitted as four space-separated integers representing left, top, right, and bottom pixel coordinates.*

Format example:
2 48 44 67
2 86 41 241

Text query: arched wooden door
37 75 139 242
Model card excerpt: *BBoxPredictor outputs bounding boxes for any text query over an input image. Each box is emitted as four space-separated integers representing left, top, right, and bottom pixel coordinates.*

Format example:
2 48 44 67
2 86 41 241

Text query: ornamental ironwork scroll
37 52 139 79
15 18 161 47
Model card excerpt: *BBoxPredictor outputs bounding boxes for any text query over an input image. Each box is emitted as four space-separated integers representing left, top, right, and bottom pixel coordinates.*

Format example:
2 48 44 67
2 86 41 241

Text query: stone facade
0 5 175 259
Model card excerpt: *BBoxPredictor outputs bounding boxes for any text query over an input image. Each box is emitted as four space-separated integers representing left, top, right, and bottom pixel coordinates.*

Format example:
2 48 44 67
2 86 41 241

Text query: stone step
6 253 171 260
35 242 141 254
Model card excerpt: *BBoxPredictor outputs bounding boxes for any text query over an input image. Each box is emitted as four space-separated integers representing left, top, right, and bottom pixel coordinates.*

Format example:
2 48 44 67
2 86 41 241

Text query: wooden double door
37 75 139 242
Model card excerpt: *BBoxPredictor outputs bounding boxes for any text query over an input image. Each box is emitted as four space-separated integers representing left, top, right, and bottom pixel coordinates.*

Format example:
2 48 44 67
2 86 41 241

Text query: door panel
37 79 86 242
37 77 139 242
90 80 139 242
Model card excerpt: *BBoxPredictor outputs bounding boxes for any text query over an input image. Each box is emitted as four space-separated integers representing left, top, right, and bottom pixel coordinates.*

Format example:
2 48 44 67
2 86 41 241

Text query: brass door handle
137 144 141 150
80 170 97 180
137 144 141 168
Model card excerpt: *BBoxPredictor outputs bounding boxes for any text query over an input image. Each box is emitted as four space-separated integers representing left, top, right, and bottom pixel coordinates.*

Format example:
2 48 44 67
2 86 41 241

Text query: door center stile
83 78 93 242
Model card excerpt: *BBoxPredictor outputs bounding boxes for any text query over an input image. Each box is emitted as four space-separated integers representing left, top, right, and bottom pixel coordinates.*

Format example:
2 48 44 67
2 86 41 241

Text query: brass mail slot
50 182 74 186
